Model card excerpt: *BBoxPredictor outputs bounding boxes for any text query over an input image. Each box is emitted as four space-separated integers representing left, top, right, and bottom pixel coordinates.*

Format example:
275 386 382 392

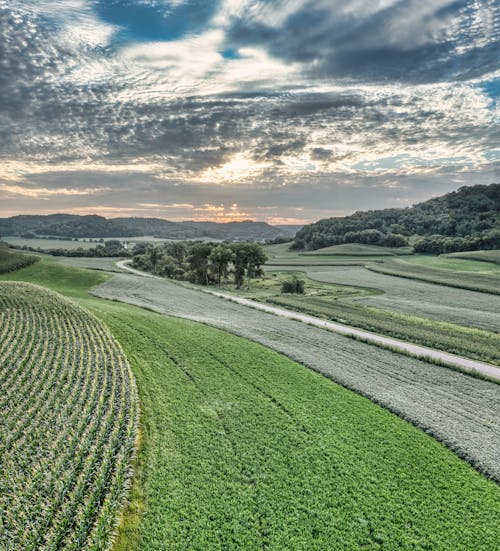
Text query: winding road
115 260 500 381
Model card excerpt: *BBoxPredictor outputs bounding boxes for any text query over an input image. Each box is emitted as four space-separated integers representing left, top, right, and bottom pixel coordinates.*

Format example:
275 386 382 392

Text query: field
3 236 100 250
0 246 39 273
444 249 500 264
302 243 414 256
0 281 138 550
2 260 499 550
267 294 500 365
367 256 500 295
268 264 500 331
263 242 392 265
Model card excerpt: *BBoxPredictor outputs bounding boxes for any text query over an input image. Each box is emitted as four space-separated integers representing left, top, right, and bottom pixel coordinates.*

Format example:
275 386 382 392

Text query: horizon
1 2 499 222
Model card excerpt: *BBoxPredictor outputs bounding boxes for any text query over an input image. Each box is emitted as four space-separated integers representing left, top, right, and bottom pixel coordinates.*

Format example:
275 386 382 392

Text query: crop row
367 258 500 295
267 294 500 366
0 248 40 274
0 282 138 550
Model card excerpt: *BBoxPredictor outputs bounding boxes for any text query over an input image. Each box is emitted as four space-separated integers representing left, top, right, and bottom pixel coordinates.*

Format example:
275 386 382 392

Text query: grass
0 280 138 550
0 246 40 273
444 249 500 264
4 259 500 549
367 256 500 295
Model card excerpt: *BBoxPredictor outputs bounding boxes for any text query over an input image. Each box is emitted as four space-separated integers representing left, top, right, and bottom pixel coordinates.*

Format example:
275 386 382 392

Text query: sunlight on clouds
196 154 272 184
0 184 110 198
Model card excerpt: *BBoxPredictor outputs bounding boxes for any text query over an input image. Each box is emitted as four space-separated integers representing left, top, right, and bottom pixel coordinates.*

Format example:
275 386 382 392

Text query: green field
302 243 414 256
0 246 39 273
367 256 500 295
263 242 392 265
1 260 499 550
0 281 137 550
444 249 500 264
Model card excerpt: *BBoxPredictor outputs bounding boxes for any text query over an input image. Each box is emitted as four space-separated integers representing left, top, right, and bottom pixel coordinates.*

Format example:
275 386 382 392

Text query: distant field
3 261 499 550
0 281 137 550
444 249 500 264
368 257 500 294
263 242 391 265
268 265 500 331
4 236 99 250
302 243 414 256
0 246 39 273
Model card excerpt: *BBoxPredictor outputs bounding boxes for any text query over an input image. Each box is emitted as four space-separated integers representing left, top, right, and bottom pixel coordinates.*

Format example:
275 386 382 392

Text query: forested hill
293 184 500 251
0 214 301 241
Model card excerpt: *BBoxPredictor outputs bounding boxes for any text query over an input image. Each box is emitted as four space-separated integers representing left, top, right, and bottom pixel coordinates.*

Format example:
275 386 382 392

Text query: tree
231 242 267 289
187 242 214 285
209 244 234 287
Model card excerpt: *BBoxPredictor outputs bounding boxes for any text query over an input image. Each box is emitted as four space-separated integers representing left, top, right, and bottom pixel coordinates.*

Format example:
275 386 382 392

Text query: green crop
0 282 138 550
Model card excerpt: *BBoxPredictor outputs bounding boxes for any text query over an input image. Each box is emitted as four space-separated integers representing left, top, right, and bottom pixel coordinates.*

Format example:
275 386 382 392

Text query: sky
0 1 499 224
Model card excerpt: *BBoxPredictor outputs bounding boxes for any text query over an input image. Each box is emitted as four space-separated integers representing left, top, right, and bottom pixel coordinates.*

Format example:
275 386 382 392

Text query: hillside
293 184 500 251
0 214 300 241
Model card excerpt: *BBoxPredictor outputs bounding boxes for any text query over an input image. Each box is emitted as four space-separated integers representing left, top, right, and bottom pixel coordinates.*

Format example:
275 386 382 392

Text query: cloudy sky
0 1 498 223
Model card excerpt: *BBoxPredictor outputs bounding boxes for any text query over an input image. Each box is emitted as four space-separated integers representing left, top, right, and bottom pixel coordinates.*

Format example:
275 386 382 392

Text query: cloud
0 1 498 222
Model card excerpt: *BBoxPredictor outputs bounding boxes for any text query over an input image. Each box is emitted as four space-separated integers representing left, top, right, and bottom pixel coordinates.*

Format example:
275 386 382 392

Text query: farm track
0 282 138 550
99 264 500 481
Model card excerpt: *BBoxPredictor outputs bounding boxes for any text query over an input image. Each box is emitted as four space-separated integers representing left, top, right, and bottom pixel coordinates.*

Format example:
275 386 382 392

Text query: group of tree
292 184 499 252
132 241 267 288
414 229 500 254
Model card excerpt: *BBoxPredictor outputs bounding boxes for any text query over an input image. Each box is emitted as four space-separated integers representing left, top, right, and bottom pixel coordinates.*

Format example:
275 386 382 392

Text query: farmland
0 246 39 273
301 243 414 256
2 260 500 550
367 256 500 294
445 249 500 264
269 264 500 331
0 281 138 550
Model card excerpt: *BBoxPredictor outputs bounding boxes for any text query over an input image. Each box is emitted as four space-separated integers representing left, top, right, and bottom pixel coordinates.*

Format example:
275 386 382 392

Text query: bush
281 277 305 294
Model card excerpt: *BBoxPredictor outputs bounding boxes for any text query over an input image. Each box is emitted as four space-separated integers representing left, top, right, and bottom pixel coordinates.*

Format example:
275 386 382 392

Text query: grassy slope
2 260 499 550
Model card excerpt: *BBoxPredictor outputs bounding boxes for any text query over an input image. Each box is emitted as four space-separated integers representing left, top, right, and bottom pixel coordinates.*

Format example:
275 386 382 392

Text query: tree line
293 184 499 251
132 241 267 288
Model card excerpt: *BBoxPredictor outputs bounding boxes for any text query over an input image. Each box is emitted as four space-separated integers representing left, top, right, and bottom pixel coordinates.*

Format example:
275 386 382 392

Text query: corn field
0 282 138 550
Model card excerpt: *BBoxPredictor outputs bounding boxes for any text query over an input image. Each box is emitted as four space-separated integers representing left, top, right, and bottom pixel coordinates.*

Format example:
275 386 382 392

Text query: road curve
115 260 500 381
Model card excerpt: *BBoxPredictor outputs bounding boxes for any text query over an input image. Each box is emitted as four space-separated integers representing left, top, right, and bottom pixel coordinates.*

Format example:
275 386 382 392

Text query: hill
293 184 500 251
0 214 301 241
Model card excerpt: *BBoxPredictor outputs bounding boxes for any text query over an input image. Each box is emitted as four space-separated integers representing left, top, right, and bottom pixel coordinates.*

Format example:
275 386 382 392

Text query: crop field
267 294 500 366
2 261 499 550
0 246 39 273
79 270 500 481
302 243 414 256
445 249 500 264
367 257 500 295
56 256 126 272
0 281 138 550
263 242 392 265
3 236 100 250
268 265 500 331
